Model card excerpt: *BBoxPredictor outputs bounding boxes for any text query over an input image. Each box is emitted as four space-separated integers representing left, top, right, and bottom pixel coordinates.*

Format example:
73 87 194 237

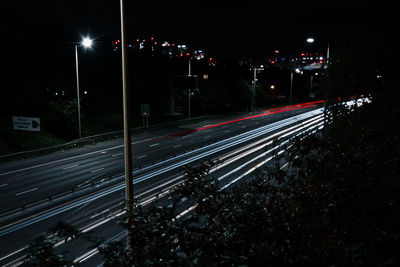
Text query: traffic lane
0 103 321 183
0 139 176 210
0 101 323 177
0 106 323 215
0 110 324 266
0 106 323 216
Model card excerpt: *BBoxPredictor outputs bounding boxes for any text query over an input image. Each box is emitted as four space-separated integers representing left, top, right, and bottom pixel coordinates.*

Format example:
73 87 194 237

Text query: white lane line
173 144 182 148
62 164 79 170
149 143 159 147
90 168 104 173
0 183 8 188
112 152 123 157
280 162 290 170
90 209 110 219
16 188 38 196
137 155 147 159
0 245 29 262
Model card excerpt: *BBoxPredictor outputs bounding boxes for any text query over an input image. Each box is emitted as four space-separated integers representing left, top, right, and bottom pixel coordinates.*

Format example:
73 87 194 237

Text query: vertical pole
75 45 82 138
290 71 293 105
120 0 133 251
188 59 191 119
326 42 330 64
169 78 174 113
310 74 314 98
252 68 256 111
188 89 191 119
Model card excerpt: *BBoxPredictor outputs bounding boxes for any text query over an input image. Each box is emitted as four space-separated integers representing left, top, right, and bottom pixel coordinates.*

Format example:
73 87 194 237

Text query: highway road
0 101 325 266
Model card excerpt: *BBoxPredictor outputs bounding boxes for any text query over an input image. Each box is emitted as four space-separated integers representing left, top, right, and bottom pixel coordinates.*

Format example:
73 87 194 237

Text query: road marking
90 168 104 173
112 153 123 157
149 143 159 147
137 155 147 159
16 188 38 196
173 144 182 148
0 183 8 188
90 209 110 219
100 151 107 154
0 245 29 262
280 162 290 170
0 136 165 177
62 164 79 170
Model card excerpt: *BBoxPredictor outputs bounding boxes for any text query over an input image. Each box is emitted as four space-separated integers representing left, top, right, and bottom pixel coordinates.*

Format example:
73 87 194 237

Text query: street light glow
82 37 93 48
306 37 315 43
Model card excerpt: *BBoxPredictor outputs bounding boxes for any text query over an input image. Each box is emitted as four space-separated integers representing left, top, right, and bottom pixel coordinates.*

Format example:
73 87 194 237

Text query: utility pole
290 71 294 105
188 59 192 119
74 45 82 138
120 0 133 251
327 42 330 64
252 65 264 112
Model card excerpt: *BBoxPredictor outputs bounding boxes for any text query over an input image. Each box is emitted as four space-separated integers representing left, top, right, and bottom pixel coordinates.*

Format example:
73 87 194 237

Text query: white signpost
12 116 41 132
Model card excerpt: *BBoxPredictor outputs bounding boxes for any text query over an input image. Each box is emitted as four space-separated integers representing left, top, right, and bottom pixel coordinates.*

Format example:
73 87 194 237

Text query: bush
102 95 400 265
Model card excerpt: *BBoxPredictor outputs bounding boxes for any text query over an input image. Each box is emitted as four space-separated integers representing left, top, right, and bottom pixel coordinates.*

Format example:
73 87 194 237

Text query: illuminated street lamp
306 37 315 43
82 37 93 48
75 37 93 138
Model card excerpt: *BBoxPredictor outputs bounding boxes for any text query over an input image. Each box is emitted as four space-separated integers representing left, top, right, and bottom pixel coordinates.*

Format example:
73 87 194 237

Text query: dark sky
1 0 391 59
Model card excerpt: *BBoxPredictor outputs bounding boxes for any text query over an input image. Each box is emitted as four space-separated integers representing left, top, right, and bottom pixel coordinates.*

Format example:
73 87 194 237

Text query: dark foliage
97 89 399 265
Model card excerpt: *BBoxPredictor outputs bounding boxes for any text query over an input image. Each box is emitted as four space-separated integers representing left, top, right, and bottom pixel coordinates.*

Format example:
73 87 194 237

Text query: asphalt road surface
0 101 325 266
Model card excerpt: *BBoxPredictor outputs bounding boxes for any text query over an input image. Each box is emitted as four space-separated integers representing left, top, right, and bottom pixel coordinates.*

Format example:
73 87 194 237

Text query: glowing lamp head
306 37 315 44
82 37 93 48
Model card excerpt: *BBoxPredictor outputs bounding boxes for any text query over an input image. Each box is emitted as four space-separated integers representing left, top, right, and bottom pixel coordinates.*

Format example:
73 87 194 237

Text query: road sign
141 104 149 116
12 116 41 132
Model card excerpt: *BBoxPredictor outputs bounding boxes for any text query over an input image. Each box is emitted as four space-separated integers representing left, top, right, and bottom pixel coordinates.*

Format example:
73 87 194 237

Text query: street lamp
306 37 315 44
75 36 93 138
251 65 264 112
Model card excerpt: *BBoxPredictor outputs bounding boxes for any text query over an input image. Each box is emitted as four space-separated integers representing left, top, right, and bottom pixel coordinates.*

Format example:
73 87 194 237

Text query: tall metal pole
326 42 330 64
290 71 293 105
252 68 256 112
188 59 191 119
75 45 82 138
120 0 133 251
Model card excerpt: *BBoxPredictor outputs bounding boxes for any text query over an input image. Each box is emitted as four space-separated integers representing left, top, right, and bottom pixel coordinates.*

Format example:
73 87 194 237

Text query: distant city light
306 37 315 43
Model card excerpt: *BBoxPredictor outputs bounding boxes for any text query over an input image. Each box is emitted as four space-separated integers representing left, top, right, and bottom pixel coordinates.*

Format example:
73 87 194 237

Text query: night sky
2 0 389 59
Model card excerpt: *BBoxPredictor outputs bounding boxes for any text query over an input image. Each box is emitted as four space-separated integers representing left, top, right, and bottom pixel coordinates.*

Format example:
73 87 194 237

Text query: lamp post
251 65 264 112
120 0 134 252
75 37 93 138
188 59 191 119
